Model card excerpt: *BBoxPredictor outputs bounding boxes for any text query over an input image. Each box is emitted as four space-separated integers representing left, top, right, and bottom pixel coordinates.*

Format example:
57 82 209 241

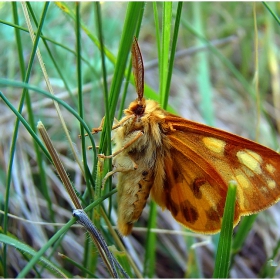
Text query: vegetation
0 2 280 278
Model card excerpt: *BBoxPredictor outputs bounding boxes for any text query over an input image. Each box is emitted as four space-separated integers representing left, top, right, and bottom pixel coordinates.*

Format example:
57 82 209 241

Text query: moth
95 37 280 236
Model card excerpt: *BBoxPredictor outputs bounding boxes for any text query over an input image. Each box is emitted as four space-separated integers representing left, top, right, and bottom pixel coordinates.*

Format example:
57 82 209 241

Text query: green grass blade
143 201 157 277
262 2 280 26
94 1 110 161
110 246 134 278
153 2 161 76
75 3 93 202
160 2 172 108
16 219 75 278
100 2 145 152
0 233 69 278
213 181 237 278
59 253 97 278
12 3 25 78
231 214 257 256
192 2 214 126
163 2 182 110
259 238 280 278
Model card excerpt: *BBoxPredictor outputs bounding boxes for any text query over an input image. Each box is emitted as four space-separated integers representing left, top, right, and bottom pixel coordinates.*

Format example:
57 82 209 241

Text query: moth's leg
110 115 135 131
84 117 120 149
98 130 143 159
78 117 106 138
80 115 135 139
94 116 123 132
91 116 106 135
101 165 136 188
87 119 118 150
92 115 135 135
100 130 142 187
92 116 121 134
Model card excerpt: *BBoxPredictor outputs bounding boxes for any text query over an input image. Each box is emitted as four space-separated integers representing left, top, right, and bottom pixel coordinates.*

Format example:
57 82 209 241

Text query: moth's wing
153 116 280 233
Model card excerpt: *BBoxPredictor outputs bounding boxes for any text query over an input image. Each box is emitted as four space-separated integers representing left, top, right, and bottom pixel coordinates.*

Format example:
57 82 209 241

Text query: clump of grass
0 2 280 278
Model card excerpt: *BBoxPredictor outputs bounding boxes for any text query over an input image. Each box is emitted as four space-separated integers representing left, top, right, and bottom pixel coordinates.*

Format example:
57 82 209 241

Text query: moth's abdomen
113 116 166 236
117 169 154 236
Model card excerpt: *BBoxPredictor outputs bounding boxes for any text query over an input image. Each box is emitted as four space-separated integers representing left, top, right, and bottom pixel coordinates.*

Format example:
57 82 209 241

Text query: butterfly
95 37 280 236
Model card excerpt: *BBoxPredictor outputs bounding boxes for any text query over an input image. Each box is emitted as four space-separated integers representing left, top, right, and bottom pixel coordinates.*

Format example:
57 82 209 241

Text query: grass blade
213 181 237 278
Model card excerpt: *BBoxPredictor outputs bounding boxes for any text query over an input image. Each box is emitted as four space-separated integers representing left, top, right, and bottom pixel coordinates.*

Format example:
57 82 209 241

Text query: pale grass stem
37 121 81 209
37 121 128 278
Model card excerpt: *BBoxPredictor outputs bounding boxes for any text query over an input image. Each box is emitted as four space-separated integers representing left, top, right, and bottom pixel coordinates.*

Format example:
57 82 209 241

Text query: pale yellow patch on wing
237 150 262 174
232 175 252 210
235 186 246 210
266 163 276 175
267 180 276 190
200 182 220 209
202 137 226 154
234 174 250 189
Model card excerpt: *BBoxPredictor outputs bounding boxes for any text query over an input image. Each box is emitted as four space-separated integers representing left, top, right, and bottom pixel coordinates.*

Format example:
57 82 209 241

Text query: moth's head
125 97 146 117
125 98 162 119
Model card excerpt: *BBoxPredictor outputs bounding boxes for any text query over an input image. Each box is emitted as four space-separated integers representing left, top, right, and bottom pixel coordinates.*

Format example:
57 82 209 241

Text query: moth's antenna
131 36 144 103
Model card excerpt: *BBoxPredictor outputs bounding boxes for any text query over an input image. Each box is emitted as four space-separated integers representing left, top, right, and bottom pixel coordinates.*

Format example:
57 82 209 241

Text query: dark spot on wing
173 167 179 180
180 200 199 224
205 199 228 230
172 164 184 184
166 197 179 216
206 207 221 221
192 178 206 199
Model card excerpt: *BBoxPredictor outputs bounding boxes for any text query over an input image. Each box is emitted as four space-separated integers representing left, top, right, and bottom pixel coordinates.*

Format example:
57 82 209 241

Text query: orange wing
154 115 280 234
